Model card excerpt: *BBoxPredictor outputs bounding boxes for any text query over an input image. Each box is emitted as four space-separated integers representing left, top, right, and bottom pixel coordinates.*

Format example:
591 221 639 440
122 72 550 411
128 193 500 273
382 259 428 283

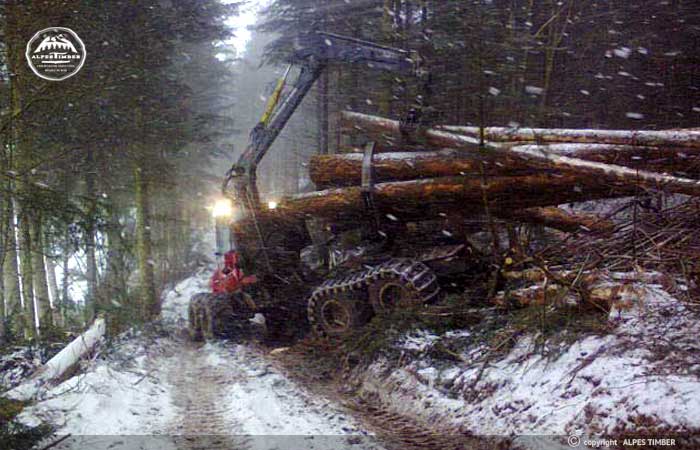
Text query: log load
271 174 637 222
309 149 532 188
310 145 700 188
340 111 700 197
437 125 700 148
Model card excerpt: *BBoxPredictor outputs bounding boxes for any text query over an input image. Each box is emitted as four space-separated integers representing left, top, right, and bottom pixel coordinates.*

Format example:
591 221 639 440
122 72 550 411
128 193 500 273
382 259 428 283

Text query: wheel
188 293 208 341
308 291 370 338
368 278 422 314
201 293 236 340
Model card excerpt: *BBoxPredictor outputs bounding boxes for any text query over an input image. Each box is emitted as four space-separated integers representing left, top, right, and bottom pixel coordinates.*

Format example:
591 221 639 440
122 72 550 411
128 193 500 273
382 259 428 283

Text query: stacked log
339 112 700 197
278 174 635 222
271 112 700 234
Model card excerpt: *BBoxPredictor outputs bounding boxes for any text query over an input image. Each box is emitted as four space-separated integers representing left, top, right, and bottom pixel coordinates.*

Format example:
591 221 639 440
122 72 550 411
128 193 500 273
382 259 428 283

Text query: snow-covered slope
355 281 700 446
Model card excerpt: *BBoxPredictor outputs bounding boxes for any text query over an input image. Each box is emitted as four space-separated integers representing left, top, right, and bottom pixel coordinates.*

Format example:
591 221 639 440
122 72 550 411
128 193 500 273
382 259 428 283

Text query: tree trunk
311 143 700 189
3 199 21 338
31 217 52 334
134 165 158 319
84 149 98 322
45 253 61 328
313 144 700 188
18 212 35 339
508 144 700 197
499 207 614 234
7 317 106 401
61 228 71 324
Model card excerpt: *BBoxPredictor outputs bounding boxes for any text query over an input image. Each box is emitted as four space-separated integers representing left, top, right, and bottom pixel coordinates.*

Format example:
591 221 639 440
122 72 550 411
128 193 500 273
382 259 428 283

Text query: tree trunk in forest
18 212 35 339
8 317 106 401
317 71 329 155
3 199 21 338
134 166 158 319
45 253 61 328
379 0 395 116
6 2 33 340
31 218 52 333
61 229 71 323
84 149 98 322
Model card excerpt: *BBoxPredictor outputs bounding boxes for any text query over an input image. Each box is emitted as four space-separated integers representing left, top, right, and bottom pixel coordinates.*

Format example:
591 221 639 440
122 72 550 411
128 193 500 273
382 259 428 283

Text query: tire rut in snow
166 339 251 450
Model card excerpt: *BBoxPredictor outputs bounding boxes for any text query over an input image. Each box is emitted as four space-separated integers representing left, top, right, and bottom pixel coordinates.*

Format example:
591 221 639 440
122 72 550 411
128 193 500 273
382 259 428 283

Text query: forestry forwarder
188 32 478 343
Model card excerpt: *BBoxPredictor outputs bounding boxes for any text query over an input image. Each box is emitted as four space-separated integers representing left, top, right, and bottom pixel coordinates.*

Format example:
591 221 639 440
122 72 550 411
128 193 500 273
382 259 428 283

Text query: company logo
26 27 86 81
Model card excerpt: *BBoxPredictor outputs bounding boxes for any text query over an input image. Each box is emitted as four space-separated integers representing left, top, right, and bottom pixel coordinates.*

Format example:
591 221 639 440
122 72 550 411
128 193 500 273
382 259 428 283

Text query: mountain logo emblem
25 27 86 81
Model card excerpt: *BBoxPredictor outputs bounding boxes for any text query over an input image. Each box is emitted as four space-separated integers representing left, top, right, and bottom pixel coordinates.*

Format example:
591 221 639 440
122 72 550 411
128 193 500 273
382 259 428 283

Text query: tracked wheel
308 291 369 338
368 278 421 314
200 293 236 340
188 293 209 341
307 259 440 337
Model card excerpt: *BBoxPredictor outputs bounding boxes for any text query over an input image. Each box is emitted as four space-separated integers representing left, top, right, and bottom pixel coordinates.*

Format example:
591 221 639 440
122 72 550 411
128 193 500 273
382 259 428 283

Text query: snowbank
356 281 700 443
160 267 211 327
7 318 106 401
17 334 174 435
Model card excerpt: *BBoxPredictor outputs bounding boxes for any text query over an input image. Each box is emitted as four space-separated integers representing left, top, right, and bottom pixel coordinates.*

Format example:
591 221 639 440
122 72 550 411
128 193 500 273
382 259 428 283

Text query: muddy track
166 338 252 450
268 345 511 450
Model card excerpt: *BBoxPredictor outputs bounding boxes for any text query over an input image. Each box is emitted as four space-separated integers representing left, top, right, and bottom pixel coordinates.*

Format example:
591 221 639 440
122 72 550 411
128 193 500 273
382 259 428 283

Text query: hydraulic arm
222 31 427 212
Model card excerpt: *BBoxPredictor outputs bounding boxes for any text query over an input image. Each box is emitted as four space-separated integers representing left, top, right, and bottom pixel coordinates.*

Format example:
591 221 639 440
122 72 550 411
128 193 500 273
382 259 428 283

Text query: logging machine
189 32 481 342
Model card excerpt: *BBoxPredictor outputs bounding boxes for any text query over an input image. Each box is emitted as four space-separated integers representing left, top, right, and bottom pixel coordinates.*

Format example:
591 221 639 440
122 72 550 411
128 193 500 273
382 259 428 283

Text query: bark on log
509 144 700 197
493 272 647 311
437 125 700 148
7 317 106 400
309 149 532 188
340 112 700 197
310 144 700 188
272 174 637 222
499 207 614 234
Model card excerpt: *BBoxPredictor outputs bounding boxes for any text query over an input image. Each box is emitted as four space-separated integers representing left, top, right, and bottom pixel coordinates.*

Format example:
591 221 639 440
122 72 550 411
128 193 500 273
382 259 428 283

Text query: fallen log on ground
7 317 106 401
340 112 700 197
437 125 700 148
498 207 614 234
493 271 656 311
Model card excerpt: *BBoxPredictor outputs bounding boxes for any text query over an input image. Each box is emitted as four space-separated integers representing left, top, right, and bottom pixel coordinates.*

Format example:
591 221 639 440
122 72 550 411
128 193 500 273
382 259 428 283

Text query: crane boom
223 32 426 211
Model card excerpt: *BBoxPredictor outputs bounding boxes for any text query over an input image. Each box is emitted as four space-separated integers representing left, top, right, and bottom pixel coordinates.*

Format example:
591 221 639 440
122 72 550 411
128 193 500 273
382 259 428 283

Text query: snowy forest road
18 270 383 450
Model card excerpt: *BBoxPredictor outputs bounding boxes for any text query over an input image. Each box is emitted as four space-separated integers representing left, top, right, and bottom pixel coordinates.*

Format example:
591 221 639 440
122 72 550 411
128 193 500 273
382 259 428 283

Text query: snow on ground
0 347 44 391
12 270 384 450
357 280 700 445
18 340 174 435
160 267 212 327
